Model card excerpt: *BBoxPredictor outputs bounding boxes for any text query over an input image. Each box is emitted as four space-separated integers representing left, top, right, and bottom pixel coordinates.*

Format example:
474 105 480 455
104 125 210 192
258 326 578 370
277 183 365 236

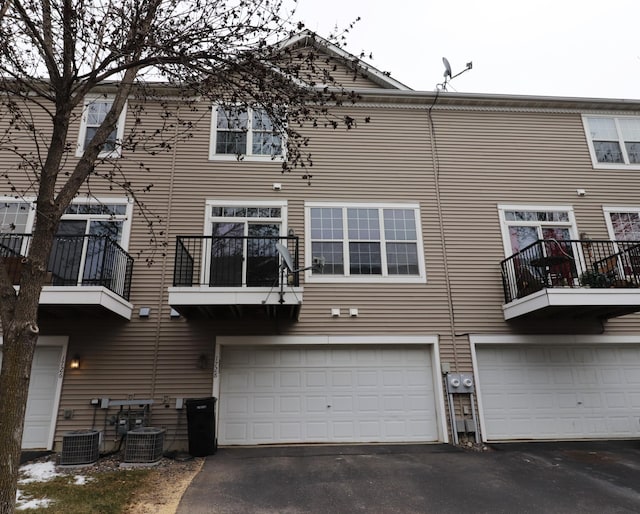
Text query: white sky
294 0 640 100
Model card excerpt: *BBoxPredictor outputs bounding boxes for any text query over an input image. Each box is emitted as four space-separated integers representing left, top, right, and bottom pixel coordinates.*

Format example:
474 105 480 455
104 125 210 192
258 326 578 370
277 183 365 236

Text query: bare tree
0 1 363 511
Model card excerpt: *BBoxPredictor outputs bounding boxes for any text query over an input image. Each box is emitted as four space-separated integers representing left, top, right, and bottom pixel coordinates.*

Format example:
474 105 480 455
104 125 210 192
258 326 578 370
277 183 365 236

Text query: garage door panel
625 368 640 383
219 346 439 445
280 370 302 387
478 345 640 441
331 370 353 387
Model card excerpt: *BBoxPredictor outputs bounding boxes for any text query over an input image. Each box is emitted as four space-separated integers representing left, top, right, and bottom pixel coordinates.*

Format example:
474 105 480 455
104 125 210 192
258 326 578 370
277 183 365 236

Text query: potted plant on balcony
579 270 610 288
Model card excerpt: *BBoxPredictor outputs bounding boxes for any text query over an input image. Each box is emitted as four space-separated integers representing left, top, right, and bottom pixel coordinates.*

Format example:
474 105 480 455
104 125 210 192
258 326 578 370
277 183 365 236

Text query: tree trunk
0 326 39 514
0 214 57 513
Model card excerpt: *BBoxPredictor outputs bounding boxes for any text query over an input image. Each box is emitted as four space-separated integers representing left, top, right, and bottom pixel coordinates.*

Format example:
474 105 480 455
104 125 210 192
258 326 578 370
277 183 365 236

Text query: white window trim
0 195 37 234
208 105 285 162
204 199 288 236
603 205 640 241
76 96 127 158
0 196 132 248
304 201 427 284
582 114 640 170
497 204 578 257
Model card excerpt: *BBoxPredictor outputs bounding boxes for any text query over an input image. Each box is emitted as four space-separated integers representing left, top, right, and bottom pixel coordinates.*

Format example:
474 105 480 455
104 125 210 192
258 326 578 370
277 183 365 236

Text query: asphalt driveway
177 441 640 513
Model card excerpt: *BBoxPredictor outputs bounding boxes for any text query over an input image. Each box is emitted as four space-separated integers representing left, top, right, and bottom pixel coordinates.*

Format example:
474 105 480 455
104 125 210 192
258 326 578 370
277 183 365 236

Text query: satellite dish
276 242 294 272
442 57 452 79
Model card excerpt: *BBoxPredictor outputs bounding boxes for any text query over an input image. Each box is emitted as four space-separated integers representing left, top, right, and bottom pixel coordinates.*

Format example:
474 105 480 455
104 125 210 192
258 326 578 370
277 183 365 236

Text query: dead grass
18 454 203 514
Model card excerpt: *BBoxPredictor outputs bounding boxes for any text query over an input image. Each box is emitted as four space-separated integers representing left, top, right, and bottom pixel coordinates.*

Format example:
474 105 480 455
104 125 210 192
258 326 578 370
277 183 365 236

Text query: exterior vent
124 427 165 463
60 430 100 466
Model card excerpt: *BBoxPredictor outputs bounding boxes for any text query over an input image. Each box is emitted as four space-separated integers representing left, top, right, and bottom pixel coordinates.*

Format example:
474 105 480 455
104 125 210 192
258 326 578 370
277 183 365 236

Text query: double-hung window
306 203 425 283
210 105 284 160
583 115 640 168
76 97 127 158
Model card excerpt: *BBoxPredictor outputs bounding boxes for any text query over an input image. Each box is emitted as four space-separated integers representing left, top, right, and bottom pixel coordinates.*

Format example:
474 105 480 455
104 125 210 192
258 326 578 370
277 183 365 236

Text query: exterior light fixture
70 355 81 369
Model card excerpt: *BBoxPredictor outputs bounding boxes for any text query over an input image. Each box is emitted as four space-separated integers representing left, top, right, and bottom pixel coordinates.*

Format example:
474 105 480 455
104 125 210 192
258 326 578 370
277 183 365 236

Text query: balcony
168 235 303 319
0 234 134 319
501 239 640 320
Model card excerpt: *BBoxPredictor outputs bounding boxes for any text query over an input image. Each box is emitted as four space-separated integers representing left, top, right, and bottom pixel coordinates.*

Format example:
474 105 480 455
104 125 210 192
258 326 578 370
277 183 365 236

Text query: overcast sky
293 0 640 100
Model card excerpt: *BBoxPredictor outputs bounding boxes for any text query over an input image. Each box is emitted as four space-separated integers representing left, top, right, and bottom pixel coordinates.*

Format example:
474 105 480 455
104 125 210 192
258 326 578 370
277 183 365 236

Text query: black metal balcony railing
501 239 640 303
173 235 299 288
0 234 134 301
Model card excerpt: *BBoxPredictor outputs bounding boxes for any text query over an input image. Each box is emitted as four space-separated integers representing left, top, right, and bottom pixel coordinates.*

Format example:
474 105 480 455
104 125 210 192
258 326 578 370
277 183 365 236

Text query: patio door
209 221 280 287
50 218 123 286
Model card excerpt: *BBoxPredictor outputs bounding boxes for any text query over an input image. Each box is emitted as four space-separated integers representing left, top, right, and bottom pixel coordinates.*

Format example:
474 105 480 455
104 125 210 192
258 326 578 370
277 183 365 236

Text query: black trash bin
185 397 217 456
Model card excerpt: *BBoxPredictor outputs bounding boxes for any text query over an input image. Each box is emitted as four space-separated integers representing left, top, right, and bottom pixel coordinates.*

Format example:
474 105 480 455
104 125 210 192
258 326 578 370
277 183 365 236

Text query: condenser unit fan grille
60 430 100 465
124 427 165 463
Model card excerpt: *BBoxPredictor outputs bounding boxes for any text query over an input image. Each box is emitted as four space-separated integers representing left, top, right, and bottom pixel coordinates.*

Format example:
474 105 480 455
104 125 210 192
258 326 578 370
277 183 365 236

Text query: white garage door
476 345 640 441
219 346 439 445
0 345 63 449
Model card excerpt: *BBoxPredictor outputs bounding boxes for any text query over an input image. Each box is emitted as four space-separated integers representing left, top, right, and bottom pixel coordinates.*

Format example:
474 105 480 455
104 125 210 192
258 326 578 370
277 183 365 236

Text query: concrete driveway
177 441 640 513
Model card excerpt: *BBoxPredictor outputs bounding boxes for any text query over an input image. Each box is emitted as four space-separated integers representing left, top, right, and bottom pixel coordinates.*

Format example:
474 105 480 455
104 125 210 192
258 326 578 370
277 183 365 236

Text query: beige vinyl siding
6 85 640 448
431 107 640 335
284 45 386 89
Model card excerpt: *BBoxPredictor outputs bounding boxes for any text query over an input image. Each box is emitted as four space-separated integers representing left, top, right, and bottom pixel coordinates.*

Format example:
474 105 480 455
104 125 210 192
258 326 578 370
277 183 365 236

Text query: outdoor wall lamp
69 355 81 369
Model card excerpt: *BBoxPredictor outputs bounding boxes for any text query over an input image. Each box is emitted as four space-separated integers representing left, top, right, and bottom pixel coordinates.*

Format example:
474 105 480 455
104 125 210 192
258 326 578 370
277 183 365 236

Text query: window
205 201 287 287
76 97 127 158
306 203 425 282
209 105 283 160
604 208 640 242
0 200 34 234
583 115 640 168
498 205 577 256
0 200 36 266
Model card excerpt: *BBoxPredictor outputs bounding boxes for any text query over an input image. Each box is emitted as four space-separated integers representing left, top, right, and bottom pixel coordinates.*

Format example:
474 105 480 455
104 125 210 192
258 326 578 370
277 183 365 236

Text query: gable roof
279 30 412 91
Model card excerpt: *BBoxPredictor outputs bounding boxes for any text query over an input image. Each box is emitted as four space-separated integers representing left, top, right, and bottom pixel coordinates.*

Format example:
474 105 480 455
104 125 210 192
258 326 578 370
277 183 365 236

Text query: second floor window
605 208 640 242
306 203 425 282
583 115 640 168
210 105 283 160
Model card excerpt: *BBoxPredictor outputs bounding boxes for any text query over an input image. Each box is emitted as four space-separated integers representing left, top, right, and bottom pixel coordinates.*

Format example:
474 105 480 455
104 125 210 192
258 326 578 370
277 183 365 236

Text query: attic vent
60 430 100 466
124 427 165 463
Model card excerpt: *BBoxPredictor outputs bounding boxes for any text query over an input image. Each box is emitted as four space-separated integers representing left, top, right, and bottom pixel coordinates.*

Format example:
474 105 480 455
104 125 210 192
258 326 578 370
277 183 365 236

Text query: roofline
349 88 640 111
14 78 640 111
278 30 412 91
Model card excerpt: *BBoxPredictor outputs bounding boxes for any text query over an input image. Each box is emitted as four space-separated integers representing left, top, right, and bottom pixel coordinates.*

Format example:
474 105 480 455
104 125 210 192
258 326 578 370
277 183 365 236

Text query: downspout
150 102 181 402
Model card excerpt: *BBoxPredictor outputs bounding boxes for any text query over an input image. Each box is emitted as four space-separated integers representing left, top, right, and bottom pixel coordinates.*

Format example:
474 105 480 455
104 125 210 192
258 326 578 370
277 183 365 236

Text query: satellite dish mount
270 242 323 304
438 57 473 91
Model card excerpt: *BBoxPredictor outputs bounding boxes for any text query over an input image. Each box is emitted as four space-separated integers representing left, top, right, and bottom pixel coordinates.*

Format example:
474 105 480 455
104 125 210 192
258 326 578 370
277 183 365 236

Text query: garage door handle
327 405 331 408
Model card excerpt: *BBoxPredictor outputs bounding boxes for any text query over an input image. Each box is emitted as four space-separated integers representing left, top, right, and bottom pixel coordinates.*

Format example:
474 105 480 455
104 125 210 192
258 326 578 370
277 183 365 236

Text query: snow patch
73 475 90 485
18 461 61 484
15 491 52 511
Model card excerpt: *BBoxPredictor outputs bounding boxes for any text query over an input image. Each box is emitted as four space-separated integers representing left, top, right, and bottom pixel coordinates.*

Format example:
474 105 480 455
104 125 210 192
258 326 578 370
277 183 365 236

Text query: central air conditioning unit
124 427 165 463
60 430 100 466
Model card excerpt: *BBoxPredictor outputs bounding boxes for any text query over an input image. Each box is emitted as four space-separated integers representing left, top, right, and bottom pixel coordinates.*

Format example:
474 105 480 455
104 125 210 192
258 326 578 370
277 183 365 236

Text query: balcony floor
503 287 640 320
168 286 303 320
37 286 134 319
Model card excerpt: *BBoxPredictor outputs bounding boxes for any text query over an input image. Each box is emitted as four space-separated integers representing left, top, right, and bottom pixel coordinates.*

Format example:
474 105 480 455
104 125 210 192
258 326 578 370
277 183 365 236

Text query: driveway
177 441 640 513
